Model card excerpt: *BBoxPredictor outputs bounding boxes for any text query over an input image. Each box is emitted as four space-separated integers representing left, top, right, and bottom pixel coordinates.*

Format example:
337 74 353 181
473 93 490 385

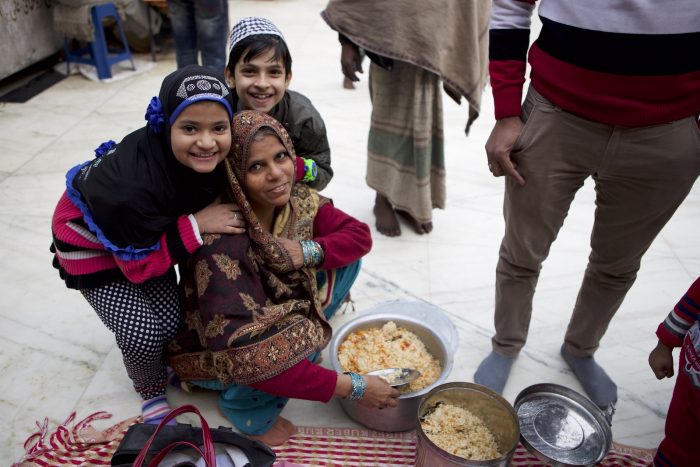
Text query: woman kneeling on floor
167 111 399 446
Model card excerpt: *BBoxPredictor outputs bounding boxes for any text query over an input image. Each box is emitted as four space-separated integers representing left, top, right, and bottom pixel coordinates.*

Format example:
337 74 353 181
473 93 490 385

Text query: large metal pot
329 308 454 432
415 382 520 467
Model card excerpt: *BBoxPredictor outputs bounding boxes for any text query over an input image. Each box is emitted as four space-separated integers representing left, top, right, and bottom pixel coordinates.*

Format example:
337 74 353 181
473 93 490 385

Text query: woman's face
170 101 231 173
244 132 294 210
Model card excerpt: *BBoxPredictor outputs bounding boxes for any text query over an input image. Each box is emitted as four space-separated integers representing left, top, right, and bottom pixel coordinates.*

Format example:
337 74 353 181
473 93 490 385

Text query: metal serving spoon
365 368 421 387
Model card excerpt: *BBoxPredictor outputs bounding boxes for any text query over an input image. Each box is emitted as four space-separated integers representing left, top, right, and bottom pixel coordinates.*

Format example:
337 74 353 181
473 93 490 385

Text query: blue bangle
344 372 366 400
300 240 324 267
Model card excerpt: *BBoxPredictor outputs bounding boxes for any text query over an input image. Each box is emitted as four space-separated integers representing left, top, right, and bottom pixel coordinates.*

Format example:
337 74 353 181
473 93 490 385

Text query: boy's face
170 101 231 174
244 133 294 211
226 47 291 114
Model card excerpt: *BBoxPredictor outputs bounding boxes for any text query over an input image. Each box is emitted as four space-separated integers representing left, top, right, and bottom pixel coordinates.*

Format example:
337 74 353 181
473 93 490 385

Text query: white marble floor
2 0 698 462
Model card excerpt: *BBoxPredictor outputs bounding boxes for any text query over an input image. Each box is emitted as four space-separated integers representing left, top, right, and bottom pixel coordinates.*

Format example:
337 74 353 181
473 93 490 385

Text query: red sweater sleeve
656 277 700 348
113 215 202 283
312 203 372 270
489 0 536 119
249 359 338 402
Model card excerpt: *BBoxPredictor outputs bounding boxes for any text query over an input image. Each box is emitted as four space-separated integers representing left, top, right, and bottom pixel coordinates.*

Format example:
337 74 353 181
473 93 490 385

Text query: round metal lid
514 384 613 467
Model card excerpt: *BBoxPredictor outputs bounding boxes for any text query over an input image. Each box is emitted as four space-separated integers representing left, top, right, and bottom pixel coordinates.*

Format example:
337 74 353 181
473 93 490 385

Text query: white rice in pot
420 402 502 460
337 321 441 392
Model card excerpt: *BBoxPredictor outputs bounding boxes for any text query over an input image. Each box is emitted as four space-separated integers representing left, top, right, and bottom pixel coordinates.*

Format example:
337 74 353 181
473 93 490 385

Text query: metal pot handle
603 403 615 425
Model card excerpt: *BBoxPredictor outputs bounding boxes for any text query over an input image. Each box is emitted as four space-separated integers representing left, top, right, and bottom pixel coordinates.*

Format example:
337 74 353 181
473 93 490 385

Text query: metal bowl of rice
415 382 520 466
329 307 454 432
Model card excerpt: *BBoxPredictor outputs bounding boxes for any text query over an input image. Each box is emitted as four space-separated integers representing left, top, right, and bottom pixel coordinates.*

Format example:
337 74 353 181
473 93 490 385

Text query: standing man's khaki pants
493 86 700 358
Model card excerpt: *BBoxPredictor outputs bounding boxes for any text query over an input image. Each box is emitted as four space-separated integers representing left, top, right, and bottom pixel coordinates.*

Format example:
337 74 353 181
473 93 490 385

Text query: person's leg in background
475 88 602 394
195 0 229 71
366 61 444 237
563 115 700 408
167 0 199 67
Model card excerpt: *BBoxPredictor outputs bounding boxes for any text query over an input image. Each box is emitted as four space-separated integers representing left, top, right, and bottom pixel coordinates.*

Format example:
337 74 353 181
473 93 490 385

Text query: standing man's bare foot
373 193 401 237
395 209 433 235
248 417 295 446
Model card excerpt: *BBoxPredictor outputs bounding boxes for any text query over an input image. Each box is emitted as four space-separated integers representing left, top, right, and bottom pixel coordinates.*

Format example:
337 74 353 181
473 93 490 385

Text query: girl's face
225 47 291 113
170 101 231 173
244 133 295 210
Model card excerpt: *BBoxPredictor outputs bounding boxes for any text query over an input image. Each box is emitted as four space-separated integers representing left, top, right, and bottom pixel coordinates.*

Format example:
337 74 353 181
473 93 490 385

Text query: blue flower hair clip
145 96 165 133
94 140 117 158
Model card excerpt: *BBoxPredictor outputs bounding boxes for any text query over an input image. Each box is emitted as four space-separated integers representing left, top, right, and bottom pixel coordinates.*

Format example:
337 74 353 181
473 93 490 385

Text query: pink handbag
112 404 276 467
132 404 215 466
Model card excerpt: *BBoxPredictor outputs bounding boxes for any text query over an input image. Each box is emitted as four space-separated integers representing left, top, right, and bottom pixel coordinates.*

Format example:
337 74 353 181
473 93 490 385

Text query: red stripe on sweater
490 59 528 119
529 44 700 126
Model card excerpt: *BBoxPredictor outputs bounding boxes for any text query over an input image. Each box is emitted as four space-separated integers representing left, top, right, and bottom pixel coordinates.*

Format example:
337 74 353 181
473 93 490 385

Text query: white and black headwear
169 73 232 125
228 16 285 54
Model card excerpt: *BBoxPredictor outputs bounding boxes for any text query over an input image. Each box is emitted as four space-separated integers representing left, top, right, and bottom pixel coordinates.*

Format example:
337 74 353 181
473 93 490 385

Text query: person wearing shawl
321 0 489 236
167 111 400 446
50 65 242 424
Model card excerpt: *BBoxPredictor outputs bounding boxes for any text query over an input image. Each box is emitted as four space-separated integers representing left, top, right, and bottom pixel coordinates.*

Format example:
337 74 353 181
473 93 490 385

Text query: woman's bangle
300 240 324 267
344 372 366 400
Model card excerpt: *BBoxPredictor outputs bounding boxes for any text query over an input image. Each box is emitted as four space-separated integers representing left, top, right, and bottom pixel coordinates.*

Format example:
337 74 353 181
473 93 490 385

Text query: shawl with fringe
321 0 490 132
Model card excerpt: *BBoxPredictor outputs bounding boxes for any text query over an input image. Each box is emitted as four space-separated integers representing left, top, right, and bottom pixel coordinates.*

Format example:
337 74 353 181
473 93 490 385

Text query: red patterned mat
272 427 655 466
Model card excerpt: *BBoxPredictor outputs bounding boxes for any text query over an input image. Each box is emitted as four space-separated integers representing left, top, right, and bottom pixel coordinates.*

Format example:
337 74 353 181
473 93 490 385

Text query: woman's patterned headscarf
227 110 297 189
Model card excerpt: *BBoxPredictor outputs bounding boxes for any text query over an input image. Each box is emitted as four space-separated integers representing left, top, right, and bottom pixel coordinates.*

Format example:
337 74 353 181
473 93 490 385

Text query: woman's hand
648 341 674 379
194 199 245 235
334 374 400 410
360 375 400 409
276 238 304 269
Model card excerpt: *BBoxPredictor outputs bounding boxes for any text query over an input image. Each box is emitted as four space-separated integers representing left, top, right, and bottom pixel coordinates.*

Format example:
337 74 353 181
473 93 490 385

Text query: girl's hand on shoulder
194 200 245 235
359 375 400 410
276 238 303 269
648 341 674 379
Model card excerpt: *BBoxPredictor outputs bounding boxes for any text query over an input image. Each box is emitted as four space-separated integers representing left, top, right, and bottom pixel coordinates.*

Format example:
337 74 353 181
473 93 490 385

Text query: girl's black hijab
69 65 233 254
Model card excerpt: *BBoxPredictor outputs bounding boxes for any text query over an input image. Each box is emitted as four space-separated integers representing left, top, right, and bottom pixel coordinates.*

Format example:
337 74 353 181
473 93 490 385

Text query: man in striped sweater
475 0 700 409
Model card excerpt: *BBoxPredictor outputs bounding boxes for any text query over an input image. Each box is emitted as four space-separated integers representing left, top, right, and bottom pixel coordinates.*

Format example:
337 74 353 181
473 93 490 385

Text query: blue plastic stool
64 2 135 80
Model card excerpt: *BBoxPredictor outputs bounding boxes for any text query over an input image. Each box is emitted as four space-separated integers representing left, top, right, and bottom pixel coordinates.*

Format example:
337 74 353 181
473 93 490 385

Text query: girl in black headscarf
50 65 241 424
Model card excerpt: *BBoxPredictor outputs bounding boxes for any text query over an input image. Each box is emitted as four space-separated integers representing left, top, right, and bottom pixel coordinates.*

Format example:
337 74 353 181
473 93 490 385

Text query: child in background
648 277 700 467
225 16 333 191
50 66 243 424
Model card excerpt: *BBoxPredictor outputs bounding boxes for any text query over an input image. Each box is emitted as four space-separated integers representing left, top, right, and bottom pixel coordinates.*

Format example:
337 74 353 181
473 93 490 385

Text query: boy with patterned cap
225 16 333 191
